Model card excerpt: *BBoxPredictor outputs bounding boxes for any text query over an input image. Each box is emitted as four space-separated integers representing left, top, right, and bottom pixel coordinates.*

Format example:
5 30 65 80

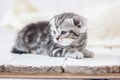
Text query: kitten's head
50 13 86 46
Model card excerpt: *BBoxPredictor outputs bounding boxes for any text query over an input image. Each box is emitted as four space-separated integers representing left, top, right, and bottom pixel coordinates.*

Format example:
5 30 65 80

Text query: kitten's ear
73 17 80 26
65 18 80 27
73 16 86 28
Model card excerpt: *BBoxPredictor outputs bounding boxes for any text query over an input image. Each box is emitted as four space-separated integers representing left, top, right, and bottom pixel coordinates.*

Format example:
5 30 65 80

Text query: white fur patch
57 38 74 46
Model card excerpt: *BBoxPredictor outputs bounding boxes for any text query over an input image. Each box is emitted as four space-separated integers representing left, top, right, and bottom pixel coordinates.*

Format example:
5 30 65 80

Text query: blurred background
0 1 120 79
0 0 120 47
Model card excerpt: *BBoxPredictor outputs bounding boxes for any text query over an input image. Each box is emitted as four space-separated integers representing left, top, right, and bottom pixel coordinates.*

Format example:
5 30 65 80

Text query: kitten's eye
61 31 67 35
78 25 81 28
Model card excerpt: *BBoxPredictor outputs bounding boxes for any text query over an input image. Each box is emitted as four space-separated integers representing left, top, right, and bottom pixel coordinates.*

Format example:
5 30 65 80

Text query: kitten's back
12 21 49 54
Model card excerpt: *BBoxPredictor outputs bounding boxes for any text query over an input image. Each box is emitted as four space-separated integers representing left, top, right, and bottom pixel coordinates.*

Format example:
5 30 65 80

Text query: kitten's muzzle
56 35 61 41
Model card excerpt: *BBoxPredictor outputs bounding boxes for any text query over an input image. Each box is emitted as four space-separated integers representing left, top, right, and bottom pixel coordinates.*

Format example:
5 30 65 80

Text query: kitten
12 13 94 59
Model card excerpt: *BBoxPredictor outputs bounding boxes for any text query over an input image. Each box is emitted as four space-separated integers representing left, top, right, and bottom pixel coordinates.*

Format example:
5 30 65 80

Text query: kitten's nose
56 37 59 40
56 35 60 40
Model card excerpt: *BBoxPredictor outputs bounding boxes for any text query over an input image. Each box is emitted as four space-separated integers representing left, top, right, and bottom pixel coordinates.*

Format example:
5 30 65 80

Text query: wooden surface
0 72 120 79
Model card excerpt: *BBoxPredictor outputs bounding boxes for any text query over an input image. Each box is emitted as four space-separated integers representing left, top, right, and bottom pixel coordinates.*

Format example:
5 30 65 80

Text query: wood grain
0 72 120 78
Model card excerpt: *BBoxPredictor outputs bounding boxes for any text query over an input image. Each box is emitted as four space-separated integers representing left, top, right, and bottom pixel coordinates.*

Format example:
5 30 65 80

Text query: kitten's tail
11 47 29 54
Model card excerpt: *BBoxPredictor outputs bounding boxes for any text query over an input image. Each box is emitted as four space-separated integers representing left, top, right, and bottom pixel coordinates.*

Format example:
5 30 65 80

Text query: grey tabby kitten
12 13 94 59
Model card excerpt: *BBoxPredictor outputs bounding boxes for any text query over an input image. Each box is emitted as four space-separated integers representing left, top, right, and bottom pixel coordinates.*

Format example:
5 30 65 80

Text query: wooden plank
0 72 120 78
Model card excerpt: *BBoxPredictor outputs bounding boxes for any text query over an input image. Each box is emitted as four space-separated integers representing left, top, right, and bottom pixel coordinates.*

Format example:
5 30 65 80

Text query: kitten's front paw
65 51 84 59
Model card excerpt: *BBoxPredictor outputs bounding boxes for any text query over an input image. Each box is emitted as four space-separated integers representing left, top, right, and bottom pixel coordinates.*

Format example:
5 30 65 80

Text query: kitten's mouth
54 38 74 46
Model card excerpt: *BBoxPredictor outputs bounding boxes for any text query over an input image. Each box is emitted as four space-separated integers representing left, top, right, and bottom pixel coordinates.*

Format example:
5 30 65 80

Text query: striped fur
12 13 94 59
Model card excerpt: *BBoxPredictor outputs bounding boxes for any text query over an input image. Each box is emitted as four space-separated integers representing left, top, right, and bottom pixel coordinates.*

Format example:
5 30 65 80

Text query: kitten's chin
58 42 71 46
53 38 74 46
